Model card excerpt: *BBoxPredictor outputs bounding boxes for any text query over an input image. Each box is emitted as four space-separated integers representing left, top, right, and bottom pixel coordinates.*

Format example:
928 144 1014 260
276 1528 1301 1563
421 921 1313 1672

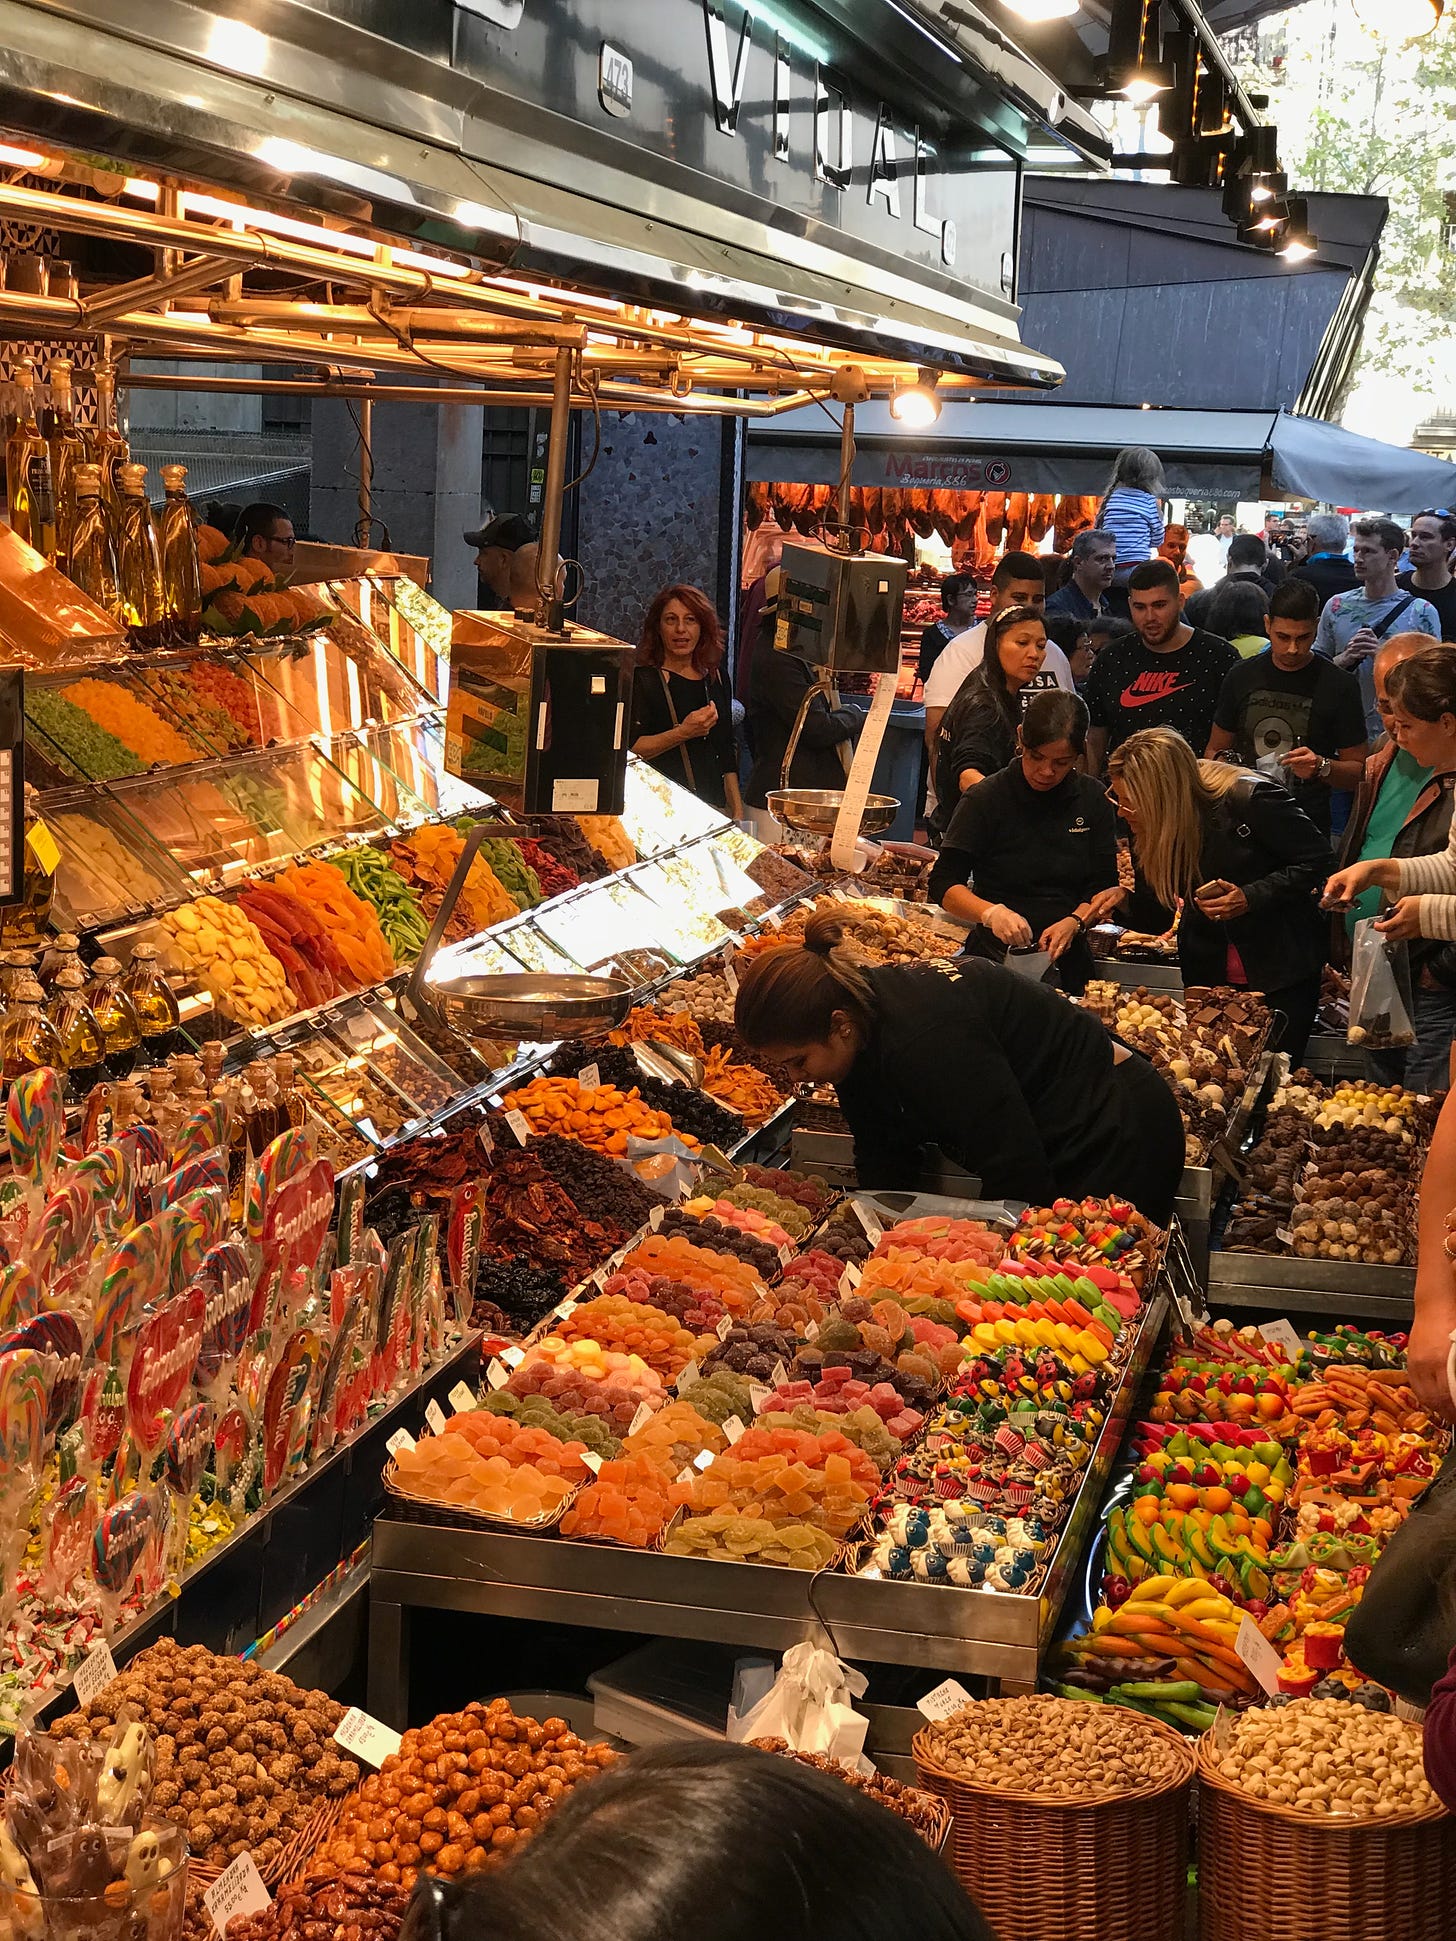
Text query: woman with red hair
631 584 743 816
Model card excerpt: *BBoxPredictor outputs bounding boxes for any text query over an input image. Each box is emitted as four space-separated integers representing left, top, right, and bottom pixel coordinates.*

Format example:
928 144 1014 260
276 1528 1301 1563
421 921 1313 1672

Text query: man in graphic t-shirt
1314 517 1440 738
1206 578 1368 835
1084 559 1239 773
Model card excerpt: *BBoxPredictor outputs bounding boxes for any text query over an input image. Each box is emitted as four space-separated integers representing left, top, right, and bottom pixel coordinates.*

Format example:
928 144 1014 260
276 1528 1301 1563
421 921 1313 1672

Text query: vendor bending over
732 911 1184 1222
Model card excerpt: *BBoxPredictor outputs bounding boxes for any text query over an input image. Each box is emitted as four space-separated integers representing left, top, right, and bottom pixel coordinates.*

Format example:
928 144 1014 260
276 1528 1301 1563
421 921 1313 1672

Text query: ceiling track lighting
889 367 941 426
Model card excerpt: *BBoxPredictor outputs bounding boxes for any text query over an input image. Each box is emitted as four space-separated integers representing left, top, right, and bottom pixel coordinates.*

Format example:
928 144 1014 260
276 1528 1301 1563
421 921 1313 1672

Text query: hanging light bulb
1001 0 1079 19
890 370 941 427
1352 0 1441 41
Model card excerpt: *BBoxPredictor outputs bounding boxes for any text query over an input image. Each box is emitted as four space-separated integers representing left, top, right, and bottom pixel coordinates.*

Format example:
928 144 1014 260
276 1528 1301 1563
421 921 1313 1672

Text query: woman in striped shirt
1098 446 1167 577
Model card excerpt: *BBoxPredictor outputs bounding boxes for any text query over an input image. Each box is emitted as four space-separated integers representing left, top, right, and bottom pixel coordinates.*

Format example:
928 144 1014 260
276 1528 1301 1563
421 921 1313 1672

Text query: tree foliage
1232 7 1456 392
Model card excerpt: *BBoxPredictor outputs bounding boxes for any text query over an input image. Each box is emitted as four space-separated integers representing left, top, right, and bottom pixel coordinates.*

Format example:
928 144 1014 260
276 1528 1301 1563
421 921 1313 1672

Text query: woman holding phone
1105 727 1332 1061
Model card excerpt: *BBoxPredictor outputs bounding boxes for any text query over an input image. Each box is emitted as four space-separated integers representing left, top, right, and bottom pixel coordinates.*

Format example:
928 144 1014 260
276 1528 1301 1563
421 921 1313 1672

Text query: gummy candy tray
381 1457 582 1535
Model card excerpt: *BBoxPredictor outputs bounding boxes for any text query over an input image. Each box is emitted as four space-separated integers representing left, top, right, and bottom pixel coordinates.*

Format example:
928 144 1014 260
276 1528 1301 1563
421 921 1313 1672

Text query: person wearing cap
465 512 533 608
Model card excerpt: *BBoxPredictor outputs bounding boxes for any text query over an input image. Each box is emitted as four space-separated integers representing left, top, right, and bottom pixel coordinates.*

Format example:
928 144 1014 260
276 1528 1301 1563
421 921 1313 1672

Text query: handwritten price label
385 1429 415 1458
73 1641 118 1706
204 1855 271 1937
449 1383 478 1413
628 1402 654 1437
578 1063 600 1093
723 1415 745 1444
425 1401 447 1436
504 1111 531 1147
580 1451 603 1475
334 1706 403 1767
1236 1616 1284 1697
916 1678 973 1723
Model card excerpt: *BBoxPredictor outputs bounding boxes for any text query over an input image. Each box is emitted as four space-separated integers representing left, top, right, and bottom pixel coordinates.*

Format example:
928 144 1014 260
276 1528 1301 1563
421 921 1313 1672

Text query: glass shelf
37 785 195 929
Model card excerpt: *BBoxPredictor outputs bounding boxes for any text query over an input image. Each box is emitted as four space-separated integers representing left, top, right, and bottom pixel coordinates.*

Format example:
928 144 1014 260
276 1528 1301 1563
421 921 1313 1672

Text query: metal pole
834 400 855 553
355 396 374 547
535 346 574 629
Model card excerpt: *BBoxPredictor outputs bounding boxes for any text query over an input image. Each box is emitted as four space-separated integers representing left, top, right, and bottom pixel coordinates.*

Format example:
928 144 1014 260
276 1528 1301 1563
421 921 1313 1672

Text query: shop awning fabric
746 401 1456 509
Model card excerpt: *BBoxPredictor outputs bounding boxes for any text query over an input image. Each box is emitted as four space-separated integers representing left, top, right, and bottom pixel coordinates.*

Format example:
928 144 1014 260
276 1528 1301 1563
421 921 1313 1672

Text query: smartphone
1196 879 1235 899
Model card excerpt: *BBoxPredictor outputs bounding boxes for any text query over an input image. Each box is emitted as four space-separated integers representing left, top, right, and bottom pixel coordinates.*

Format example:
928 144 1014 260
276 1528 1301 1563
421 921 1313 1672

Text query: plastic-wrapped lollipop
6 1068 64 1201
90 1488 158 1633
92 1216 164 1370
0 1259 41 1333
0 1346 49 1630
126 1289 204 1461
246 1124 317 1242
261 1329 322 1497
214 1401 257 1519
43 1461 96 1604
161 1400 213 1587
70 1140 135 1242
117 1123 168 1224
29 1174 98 1327
5 1311 84 1442
191 1241 251 1404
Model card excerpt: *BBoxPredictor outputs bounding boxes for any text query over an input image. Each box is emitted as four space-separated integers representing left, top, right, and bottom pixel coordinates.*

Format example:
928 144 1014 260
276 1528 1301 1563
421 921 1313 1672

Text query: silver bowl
767 788 899 837
425 972 633 1043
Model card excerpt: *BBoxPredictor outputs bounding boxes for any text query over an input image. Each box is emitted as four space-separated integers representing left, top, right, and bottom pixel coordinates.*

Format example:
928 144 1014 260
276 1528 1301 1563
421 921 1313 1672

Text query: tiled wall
574 411 726 646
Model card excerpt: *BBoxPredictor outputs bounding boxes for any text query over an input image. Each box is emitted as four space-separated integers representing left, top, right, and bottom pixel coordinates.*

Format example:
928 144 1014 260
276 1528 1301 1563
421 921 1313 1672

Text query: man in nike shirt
1084 559 1239 774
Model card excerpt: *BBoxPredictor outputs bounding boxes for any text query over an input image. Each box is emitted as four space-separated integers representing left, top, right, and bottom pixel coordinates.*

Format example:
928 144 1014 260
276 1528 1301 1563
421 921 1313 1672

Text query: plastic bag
726 1642 870 1765
1346 918 1415 1050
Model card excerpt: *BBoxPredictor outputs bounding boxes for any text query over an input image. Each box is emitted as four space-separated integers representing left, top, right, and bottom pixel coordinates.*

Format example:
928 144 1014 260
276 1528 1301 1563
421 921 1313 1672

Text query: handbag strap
658 668 699 794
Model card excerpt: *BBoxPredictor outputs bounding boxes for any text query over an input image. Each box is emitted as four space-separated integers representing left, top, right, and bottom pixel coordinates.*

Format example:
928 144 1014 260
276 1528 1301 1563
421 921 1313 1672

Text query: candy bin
0 1723 188 1941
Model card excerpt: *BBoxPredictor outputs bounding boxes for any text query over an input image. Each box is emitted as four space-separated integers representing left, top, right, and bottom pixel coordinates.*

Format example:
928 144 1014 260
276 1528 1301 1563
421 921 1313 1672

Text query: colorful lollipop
171 1099 229 1167
262 1328 321 1496
246 1126 316 1241
0 1346 49 1489
43 1472 96 1602
127 1287 205 1454
214 1402 256 1518
80 1361 127 1475
6 1068 63 1192
92 1487 155 1602
93 1217 165 1366
0 1259 41 1333
71 1141 136 1239
193 1242 252 1394
162 1399 214 1586
118 1123 168 1223
4 1310 83 1437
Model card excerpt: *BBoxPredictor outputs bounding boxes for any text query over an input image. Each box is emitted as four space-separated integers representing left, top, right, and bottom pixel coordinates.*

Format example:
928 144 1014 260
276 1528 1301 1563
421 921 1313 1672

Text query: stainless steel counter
1209 1250 1414 1323
366 1292 1168 1724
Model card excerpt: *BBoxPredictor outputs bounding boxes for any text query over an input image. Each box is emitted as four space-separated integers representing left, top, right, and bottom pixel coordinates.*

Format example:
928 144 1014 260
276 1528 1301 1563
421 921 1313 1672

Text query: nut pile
220 1877 411 1941
322 1699 617 1886
1212 1698 1436 1817
917 1695 1187 1798
749 1739 946 1843
51 1639 359 1872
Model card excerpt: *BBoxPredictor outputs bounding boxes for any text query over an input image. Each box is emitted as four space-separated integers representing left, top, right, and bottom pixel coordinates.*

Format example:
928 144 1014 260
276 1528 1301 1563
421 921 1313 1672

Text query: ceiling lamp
1000 0 1080 20
1113 58 1173 103
1102 0 1173 101
890 370 941 426
1278 197 1318 263
1352 0 1442 40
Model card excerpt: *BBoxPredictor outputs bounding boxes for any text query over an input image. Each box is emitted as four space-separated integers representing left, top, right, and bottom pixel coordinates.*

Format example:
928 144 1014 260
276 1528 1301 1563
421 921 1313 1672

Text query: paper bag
726 1642 870 1765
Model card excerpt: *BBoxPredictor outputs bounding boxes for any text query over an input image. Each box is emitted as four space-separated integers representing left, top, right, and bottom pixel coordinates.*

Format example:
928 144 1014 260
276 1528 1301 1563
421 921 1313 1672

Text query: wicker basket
913 1712 1194 1941
1195 1734 1456 1941
382 1457 579 1534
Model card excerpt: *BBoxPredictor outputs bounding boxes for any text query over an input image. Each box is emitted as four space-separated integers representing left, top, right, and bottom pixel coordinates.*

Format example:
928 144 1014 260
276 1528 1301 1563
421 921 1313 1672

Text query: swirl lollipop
6 1068 63 1194
158 1152 228 1210
31 1176 97 1322
0 1347 49 1491
119 1123 168 1223
72 1140 136 1240
0 1259 41 1333
5 1311 84 1439
155 1202 207 1300
171 1099 229 1167
311 1292 359 1461
179 1183 228 1255
246 1126 315 1241
93 1216 165 1367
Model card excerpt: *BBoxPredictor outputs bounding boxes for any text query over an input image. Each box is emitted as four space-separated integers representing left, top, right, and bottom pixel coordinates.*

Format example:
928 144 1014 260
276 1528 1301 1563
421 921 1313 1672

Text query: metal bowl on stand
425 971 633 1044
767 788 899 838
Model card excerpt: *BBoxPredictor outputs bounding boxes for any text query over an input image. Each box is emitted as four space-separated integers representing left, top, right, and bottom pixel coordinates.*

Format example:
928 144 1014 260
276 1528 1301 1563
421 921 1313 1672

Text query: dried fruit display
237 881 356 1009
333 846 431 964
158 894 296 1026
268 859 396 984
501 1075 695 1155
390 826 519 938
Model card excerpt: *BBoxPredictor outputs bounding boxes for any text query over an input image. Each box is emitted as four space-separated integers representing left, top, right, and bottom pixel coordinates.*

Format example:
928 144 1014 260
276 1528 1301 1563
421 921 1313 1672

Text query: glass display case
245 615 437 738
619 759 731 858
40 786 196 928
320 729 437 831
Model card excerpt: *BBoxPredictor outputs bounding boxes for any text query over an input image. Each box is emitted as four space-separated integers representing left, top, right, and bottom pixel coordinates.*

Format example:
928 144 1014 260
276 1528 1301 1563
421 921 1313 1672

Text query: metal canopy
0 0 1073 396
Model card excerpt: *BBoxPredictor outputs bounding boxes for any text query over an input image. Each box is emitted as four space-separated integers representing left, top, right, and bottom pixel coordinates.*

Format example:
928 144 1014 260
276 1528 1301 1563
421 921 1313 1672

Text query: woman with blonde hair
1106 727 1331 1060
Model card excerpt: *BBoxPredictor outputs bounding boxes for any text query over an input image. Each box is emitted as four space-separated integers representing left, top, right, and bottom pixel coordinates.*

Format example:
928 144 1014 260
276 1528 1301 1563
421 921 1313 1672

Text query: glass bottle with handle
43 357 86 559
66 463 121 616
6 358 56 558
158 462 201 645
115 461 164 641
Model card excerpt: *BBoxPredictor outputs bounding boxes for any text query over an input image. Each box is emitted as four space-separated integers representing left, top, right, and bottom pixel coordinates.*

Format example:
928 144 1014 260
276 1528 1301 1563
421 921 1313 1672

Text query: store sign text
883 454 1011 489
704 2 956 265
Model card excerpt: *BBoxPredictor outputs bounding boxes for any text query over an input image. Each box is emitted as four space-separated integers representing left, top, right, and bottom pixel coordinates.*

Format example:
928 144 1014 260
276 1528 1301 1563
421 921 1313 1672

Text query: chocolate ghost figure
43 1828 112 1900
0 1822 38 1896
122 1832 162 1894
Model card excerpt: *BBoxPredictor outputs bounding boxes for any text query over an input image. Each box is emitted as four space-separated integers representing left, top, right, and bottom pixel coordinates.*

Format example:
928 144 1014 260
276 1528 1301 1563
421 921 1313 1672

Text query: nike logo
1120 671 1193 708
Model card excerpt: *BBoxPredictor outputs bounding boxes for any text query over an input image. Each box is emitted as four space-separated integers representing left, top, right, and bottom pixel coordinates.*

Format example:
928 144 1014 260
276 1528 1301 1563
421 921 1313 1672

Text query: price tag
1235 1615 1284 1697
449 1382 478 1413
73 1641 118 1706
678 1359 699 1390
204 1854 271 1937
778 1243 794 1268
554 1300 578 1322
650 1204 666 1230
723 960 739 996
334 1706 404 1766
477 1123 495 1160
504 1110 531 1146
693 1447 715 1470
425 1400 447 1437
502 1346 526 1367
770 1359 788 1388
763 909 782 930
486 1359 510 1390
716 1314 733 1342
805 1319 819 1342
580 1451 603 1475
723 1415 746 1444
852 1202 884 1244
579 1063 601 1093
25 817 61 877
628 1401 655 1437
1259 1319 1305 1361
385 1429 415 1458
916 1678 973 1723
749 1381 773 1414
839 1262 862 1293
676 1466 696 1485
1275 1228 1294 1247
